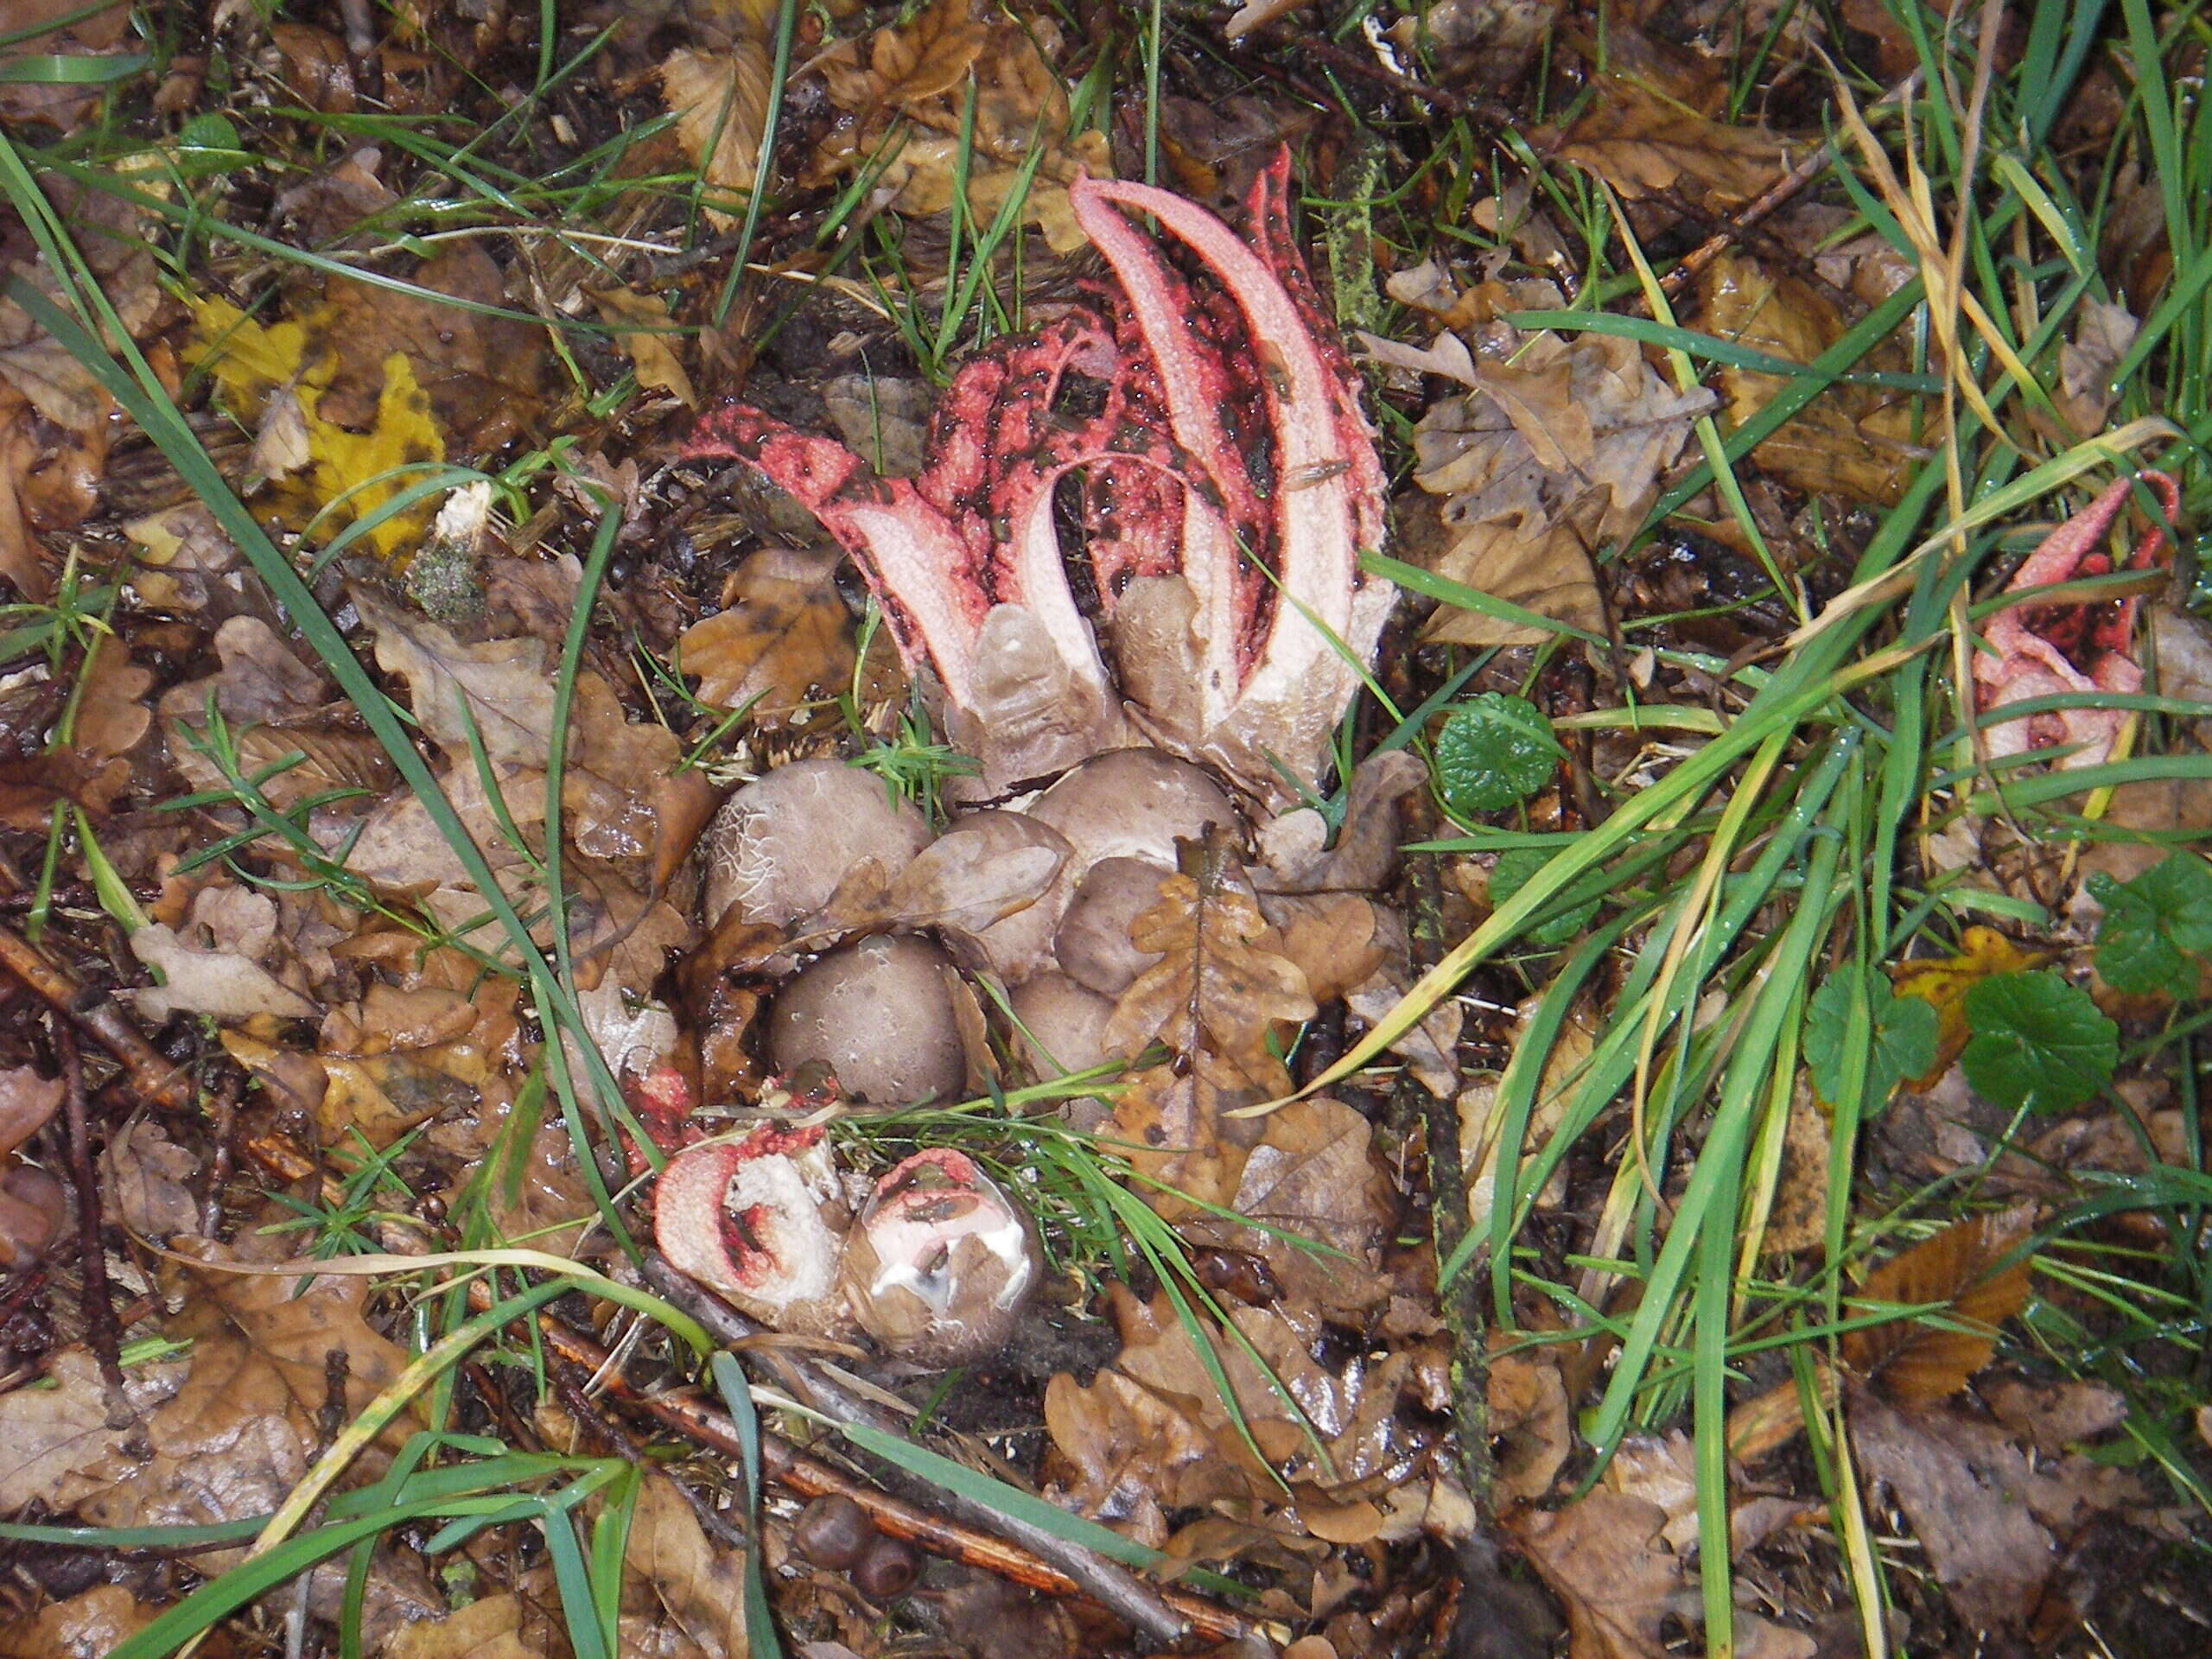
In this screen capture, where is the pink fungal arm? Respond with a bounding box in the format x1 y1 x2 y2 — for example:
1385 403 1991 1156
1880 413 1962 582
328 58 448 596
1974 471 2179 768
682 148 1392 803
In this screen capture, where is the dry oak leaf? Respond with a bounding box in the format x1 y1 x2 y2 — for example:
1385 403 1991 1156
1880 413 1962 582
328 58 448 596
358 588 684 866
127 884 320 1024
1851 1391 2148 1637
1174 1095 1395 1319
1840 1204 2035 1405
659 45 772 232
0 747 131 828
0 0 130 131
1408 327 1710 646
1103 870 1316 1096
100 1117 201 1239
1888 926 2056 1088
1104 1285 1440 1505
0 1585 155 1659
620 1471 751 1659
1103 1063 1261 1213
591 283 696 408
0 1345 187 1512
1506 1491 1681 1659
388 1592 537 1659
806 1 1109 253
1700 252 1916 506
166 1234 411 1417
1548 77 1799 208
677 543 857 726
1488 1343 1572 1502
0 1065 62 1161
64 1331 321 1554
818 0 987 112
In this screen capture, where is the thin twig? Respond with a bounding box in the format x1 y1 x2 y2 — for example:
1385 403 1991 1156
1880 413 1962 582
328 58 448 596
532 1278 1269 1649
642 1255 1201 1649
54 1026 126 1406
0 923 194 1112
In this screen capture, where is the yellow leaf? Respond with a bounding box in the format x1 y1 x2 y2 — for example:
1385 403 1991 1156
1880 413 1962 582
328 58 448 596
1888 926 2056 1089
301 351 445 561
191 305 448 563
188 296 324 410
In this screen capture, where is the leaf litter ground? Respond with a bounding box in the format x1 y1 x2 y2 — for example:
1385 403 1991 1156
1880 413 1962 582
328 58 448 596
0 1 2208 1657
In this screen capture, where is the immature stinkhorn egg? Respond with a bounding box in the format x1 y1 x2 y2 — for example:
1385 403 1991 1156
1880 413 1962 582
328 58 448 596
852 1535 921 1601
704 758 931 930
769 935 966 1104
1024 748 1237 880
840 1148 1039 1366
791 1494 874 1571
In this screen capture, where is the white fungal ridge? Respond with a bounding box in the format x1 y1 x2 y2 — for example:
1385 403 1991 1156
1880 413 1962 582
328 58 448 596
725 1154 840 1303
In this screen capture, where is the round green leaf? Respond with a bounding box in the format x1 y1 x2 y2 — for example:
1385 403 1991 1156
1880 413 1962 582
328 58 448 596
2089 854 2212 996
1434 695 1565 817
1959 971 2117 1115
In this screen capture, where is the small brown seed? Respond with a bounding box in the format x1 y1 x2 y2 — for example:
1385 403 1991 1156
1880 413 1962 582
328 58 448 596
791 1494 872 1571
851 1534 920 1600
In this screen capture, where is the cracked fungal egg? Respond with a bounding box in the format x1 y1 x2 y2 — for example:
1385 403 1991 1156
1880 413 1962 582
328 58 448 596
838 1148 1039 1367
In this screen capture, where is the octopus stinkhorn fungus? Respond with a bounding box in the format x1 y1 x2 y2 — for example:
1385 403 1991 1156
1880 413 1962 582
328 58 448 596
683 152 1392 804
652 1124 849 1333
1974 471 2179 770
838 1148 1039 1367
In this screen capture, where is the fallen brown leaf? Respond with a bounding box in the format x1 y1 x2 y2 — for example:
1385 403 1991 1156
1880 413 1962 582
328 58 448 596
1852 1390 2147 1637
126 884 321 1024
1407 319 1712 645
591 283 697 408
1175 1096 1395 1319
387 1592 537 1659
660 46 774 232
620 1471 751 1659
1103 865 1316 1096
1700 252 1917 506
1507 1491 1681 1659
677 543 857 727
1549 78 1799 208
101 1117 201 1239
0 1345 187 1511
0 1584 155 1659
1982 1375 2129 1458
805 0 1111 252
166 1233 412 1427
1841 1205 2036 1405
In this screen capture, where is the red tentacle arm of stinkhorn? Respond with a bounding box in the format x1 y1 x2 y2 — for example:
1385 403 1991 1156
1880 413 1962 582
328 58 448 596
1974 471 2179 769
682 148 1391 804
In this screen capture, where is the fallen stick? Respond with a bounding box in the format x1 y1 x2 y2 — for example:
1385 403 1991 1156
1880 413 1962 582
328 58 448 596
529 1288 1275 1649
0 921 194 1112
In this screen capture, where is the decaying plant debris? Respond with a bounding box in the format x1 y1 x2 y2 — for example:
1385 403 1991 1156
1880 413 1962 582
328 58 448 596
0 0 2208 1656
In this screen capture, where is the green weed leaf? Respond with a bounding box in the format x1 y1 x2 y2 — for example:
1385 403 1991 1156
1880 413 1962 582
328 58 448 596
1959 972 2116 1114
1805 970 1939 1108
1434 694 1565 816
2088 853 2212 995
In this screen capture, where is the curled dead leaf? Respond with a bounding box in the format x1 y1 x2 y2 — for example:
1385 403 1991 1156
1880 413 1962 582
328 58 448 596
1841 1205 2036 1404
1700 252 1917 505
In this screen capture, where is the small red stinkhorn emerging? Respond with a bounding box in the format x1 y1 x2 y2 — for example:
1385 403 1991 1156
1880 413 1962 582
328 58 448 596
683 151 1391 803
652 1124 849 1333
1974 472 2179 769
839 1148 1039 1367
